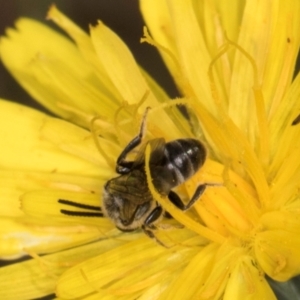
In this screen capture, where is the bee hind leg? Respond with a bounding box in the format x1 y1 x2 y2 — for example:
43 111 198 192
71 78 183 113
168 184 208 211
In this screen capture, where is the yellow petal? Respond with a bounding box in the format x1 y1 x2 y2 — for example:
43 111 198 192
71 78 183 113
195 241 245 299
141 0 217 116
161 243 218 300
0 217 102 258
56 238 165 298
47 6 122 111
0 237 131 300
224 255 276 300
229 0 300 137
140 0 179 82
0 170 27 217
21 189 113 229
0 100 109 175
212 0 245 44
262 0 300 116
166 0 215 111
57 232 201 299
0 19 107 124
90 20 149 105
269 73 300 179
269 152 300 210
0 169 112 219
89 20 183 139
255 229 300 281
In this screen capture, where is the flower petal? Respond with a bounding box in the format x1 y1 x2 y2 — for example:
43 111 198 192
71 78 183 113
269 73 300 184
47 6 123 111
141 0 218 113
0 100 109 175
0 19 112 124
190 242 245 299
224 255 276 300
21 189 113 229
255 229 300 281
57 233 200 299
213 0 245 44
140 0 179 81
166 0 216 111
89 20 183 139
229 0 300 136
160 243 218 299
260 210 300 234
0 170 28 217
0 237 131 300
0 217 102 258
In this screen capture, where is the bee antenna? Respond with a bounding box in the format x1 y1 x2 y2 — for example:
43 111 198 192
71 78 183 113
58 199 103 218
58 199 102 211
60 210 103 217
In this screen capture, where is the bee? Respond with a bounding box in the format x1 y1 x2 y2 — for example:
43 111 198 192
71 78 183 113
59 108 209 244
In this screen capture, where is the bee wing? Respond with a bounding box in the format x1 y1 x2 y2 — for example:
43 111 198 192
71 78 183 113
150 165 174 195
147 138 174 195
148 138 166 165
132 138 166 167
131 138 173 195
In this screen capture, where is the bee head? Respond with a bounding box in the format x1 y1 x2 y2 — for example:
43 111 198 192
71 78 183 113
102 188 154 231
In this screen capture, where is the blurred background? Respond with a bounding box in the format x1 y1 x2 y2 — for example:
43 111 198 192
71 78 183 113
0 0 178 113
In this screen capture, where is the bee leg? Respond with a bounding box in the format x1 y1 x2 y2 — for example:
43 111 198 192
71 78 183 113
142 226 168 247
141 206 168 247
144 206 163 226
164 211 173 219
168 184 207 211
116 107 150 174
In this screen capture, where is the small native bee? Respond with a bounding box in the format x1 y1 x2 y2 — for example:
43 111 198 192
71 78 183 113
59 108 209 244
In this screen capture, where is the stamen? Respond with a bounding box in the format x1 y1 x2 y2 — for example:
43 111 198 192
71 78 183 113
79 268 103 294
56 101 92 126
132 90 150 117
141 27 190 94
208 42 231 114
222 164 260 226
24 249 58 280
114 91 150 146
141 27 181 73
113 102 130 145
90 115 115 169
207 39 270 207
225 37 269 170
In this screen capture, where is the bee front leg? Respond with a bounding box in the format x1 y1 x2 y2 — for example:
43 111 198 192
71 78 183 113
144 206 163 226
142 226 168 247
142 206 167 246
116 107 150 174
168 184 208 211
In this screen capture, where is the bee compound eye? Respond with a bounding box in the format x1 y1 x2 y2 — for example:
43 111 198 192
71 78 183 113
120 218 130 226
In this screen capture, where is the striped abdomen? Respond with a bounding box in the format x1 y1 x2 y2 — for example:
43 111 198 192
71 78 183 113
151 138 206 194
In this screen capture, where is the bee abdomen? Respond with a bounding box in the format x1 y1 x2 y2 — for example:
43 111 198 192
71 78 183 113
164 139 206 186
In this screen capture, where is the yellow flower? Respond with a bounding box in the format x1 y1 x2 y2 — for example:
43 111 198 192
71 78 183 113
0 1 299 299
